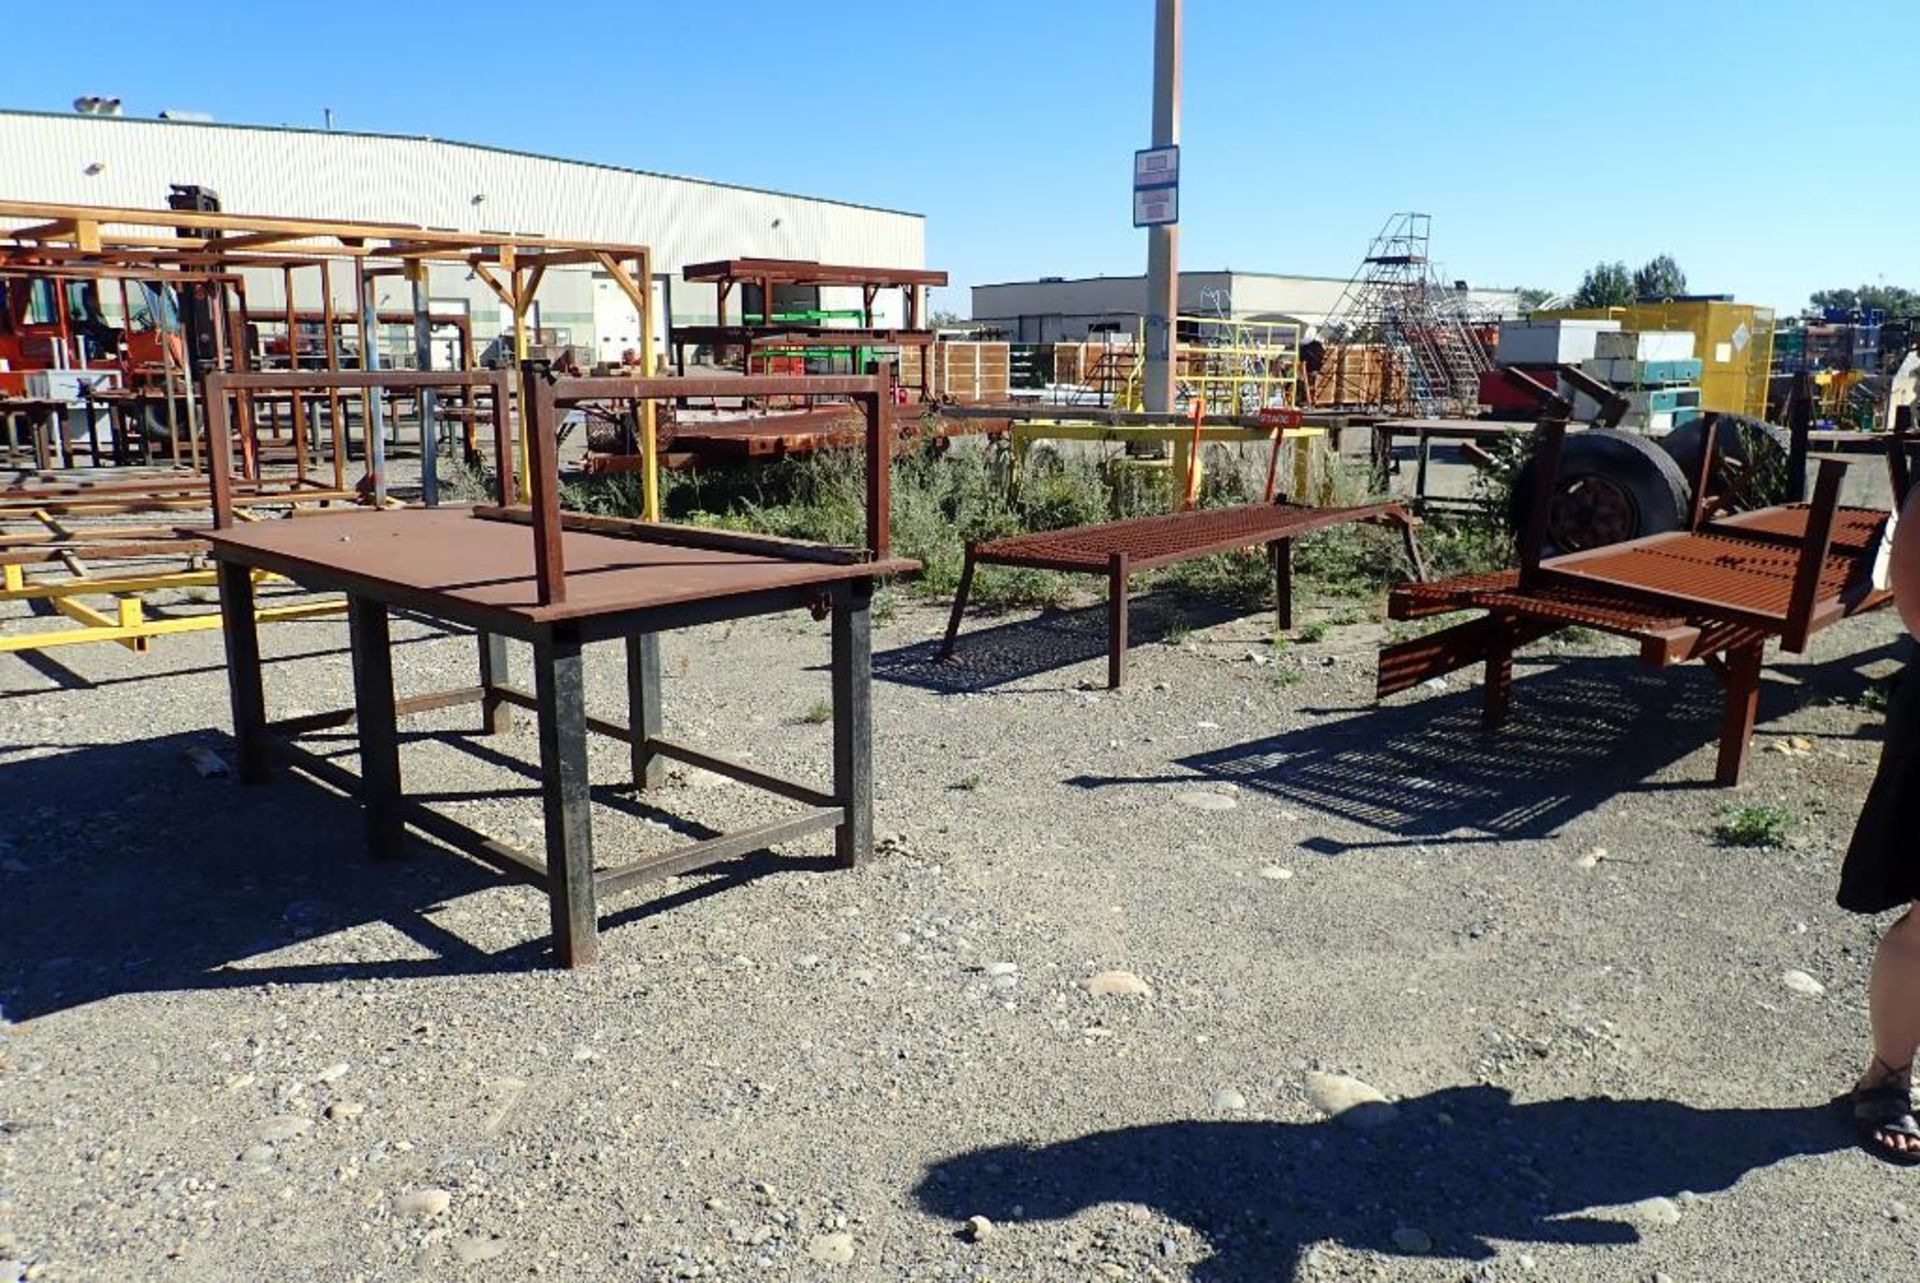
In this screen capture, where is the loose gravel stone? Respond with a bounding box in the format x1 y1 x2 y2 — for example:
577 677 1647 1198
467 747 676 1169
1304 1072 1398 1129
1211 1087 1248 1112
256 1117 309 1143
394 1188 451 1218
1628 1196 1682 1227
1781 969 1826 997
1391 1226 1433 1253
962 1215 994 1242
807 1232 855 1266
1173 790 1237 812
1085 969 1152 997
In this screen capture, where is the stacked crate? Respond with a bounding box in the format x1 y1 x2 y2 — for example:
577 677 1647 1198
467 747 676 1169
1481 319 1620 417
1575 330 1703 432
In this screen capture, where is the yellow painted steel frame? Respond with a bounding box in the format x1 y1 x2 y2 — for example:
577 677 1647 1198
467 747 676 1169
1109 315 1307 416
1009 421 1327 502
0 561 340 654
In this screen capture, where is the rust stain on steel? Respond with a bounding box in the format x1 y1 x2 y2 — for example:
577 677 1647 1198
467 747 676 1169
972 502 1407 573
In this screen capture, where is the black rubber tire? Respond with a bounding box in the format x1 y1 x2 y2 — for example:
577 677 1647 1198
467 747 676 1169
1659 412 1794 512
1509 429 1691 555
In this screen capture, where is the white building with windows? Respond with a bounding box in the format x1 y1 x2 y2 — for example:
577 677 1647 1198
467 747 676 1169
0 108 928 363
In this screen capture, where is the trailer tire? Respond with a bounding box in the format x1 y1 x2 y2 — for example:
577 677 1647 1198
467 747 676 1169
1660 413 1794 512
1509 429 1690 555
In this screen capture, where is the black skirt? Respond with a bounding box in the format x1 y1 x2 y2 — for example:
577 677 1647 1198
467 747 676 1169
1840 663 1920 914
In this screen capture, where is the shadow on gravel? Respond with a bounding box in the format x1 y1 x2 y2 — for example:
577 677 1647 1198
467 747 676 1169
1067 653 1850 846
875 594 1243 694
0 730 821 1020
916 1083 1847 1281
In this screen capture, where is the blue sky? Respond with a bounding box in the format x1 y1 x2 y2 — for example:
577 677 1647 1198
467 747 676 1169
9 1 1915 316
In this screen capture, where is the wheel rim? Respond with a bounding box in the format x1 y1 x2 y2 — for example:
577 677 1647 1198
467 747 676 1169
1547 473 1640 551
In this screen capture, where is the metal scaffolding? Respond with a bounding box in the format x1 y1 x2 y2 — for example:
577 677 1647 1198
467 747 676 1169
1317 212 1492 416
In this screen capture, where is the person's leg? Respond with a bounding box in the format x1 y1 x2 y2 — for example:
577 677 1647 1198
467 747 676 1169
1857 904 1920 1156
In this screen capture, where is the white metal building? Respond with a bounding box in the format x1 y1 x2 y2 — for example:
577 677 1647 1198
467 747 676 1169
972 270 1525 343
0 109 927 363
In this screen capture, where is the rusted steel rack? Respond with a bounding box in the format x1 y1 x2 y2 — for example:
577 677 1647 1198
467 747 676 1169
205 365 913 965
942 499 1424 688
0 197 654 509
669 258 948 400
1376 384 1903 785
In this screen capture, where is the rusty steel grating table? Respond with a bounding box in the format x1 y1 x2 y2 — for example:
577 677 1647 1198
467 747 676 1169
208 506 916 966
942 500 1423 687
1377 472 1894 786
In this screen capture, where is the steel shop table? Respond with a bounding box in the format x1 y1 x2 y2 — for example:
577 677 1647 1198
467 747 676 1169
941 499 1423 688
205 366 913 966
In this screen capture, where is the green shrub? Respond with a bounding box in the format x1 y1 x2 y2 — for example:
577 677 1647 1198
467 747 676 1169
1713 803 1796 848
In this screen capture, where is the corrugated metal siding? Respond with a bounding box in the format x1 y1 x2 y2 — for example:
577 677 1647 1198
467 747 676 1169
0 113 924 329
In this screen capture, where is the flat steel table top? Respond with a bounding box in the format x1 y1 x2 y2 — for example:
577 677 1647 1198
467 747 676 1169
206 507 915 628
973 501 1402 573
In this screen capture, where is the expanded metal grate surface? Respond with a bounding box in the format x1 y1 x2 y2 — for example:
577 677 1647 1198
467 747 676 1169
1546 531 1858 619
1476 584 1688 633
973 502 1399 571
1389 570 1521 618
1709 504 1887 553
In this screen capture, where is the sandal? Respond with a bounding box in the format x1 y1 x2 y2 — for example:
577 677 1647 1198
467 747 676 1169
1846 1064 1920 1166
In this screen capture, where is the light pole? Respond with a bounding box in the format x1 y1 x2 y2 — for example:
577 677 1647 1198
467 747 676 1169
1142 0 1181 415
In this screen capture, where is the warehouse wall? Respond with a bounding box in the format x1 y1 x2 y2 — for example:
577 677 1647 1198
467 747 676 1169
974 271 1526 340
0 111 925 342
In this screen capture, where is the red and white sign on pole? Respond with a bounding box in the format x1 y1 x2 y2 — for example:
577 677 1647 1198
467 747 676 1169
1133 144 1179 227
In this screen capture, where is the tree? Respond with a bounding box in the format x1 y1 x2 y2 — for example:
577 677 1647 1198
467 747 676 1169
1809 285 1920 320
1574 261 1634 309
1632 254 1687 301
929 309 970 329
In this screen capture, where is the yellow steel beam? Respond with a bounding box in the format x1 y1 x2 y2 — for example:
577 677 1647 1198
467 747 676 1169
0 598 343 653
47 589 147 652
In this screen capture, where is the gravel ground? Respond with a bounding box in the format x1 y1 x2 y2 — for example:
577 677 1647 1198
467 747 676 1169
1 559 1917 1282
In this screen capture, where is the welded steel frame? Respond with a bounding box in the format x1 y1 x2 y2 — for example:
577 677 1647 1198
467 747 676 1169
942 499 1423 689
208 365 910 966
672 257 947 400
0 198 654 512
1375 384 1898 785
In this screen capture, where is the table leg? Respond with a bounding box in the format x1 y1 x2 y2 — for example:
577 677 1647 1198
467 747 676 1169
1271 537 1293 631
216 562 269 785
348 597 405 861
1482 612 1516 730
1715 642 1764 786
831 581 873 868
1107 552 1131 689
938 546 977 659
535 627 598 966
477 630 513 735
625 631 663 791
1414 431 1432 506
